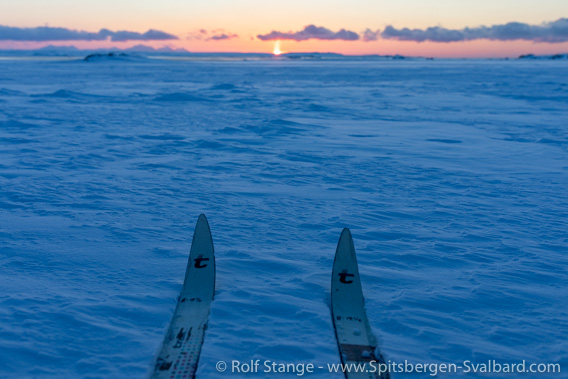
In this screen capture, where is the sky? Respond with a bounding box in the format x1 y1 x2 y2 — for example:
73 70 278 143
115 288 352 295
1 0 568 57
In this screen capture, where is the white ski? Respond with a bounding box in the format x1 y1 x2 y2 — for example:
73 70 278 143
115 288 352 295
151 214 215 379
331 228 389 379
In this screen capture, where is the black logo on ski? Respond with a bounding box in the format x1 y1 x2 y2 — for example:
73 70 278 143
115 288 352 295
194 255 209 268
173 328 186 348
339 270 354 284
157 359 172 371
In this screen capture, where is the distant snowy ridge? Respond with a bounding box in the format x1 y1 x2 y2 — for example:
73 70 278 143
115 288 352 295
0 44 190 57
83 52 148 62
281 52 411 60
518 53 568 59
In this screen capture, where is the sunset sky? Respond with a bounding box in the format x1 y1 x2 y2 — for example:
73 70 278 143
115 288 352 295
1 0 568 57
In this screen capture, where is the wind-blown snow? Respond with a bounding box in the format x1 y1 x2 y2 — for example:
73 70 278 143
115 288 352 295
0 56 567 378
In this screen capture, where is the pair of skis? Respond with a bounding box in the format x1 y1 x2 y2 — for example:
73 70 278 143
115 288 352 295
150 215 389 379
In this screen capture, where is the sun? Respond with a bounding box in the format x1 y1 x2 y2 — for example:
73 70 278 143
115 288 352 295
273 41 285 56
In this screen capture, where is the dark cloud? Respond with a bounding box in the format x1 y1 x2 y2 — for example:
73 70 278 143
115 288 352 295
257 25 359 41
0 25 177 42
109 29 178 42
187 29 238 41
0 25 104 41
381 25 464 42
207 33 238 41
362 29 380 42
381 18 568 43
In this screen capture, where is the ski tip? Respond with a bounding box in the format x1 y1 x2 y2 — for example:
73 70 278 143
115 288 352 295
335 227 357 265
196 213 211 229
193 214 213 249
337 228 354 250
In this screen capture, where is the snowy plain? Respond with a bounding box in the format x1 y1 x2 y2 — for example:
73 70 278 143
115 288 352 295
0 55 567 378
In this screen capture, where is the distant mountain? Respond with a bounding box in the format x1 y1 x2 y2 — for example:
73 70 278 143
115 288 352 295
518 53 568 60
282 52 345 59
27 45 81 56
83 52 149 62
124 44 189 53
281 52 410 60
0 44 190 56
37 45 79 52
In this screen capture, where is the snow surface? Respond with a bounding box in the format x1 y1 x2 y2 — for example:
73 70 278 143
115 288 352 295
0 56 567 378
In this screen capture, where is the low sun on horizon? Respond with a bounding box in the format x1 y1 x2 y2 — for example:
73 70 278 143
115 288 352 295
273 41 285 55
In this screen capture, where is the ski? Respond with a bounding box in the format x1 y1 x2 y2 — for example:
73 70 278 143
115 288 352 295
331 228 389 379
151 214 216 379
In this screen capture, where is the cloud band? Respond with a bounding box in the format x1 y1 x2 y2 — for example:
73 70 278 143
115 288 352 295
257 25 359 41
381 18 568 43
0 25 178 42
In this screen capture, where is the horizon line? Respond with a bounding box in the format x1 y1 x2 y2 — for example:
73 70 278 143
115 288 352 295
0 46 567 60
